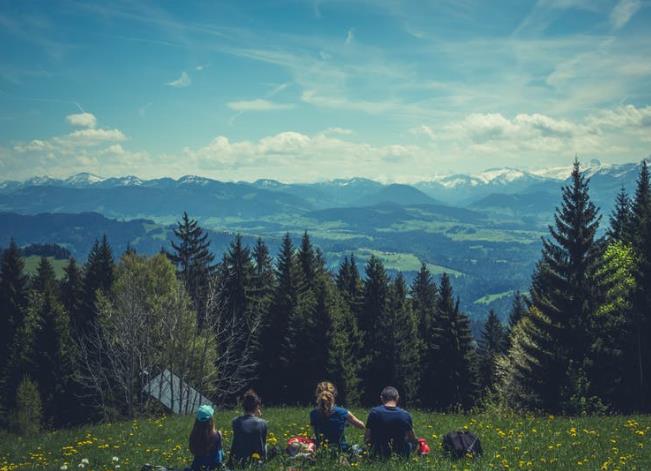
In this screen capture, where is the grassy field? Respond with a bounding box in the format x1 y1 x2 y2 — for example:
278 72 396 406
1 408 650 470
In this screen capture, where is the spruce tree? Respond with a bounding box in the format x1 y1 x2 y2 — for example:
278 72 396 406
410 263 438 401
29 291 75 427
0 240 29 422
61 258 84 338
336 254 364 320
383 273 420 405
506 160 603 412
81 235 114 333
607 187 632 243
298 231 317 290
359 256 390 404
169 213 214 326
629 160 651 410
423 274 477 410
33 256 57 295
478 310 505 395
505 291 528 349
217 235 258 398
257 234 301 403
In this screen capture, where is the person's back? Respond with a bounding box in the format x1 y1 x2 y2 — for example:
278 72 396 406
188 405 224 471
365 386 417 459
310 405 349 449
229 390 268 467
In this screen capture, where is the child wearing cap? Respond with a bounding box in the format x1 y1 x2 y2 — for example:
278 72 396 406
189 404 224 470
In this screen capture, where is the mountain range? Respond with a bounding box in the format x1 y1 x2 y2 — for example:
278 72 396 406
0 159 644 323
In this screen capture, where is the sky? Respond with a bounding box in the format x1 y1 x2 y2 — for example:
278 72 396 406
0 0 650 182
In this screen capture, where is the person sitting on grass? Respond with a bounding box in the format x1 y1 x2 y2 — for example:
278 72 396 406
310 381 365 451
365 386 418 459
188 404 224 471
228 389 268 468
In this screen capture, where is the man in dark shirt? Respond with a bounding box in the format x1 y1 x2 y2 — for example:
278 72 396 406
365 386 418 458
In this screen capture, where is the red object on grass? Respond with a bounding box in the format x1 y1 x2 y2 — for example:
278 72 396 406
417 437 431 455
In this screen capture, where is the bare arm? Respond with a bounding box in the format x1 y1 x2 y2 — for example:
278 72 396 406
346 411 366 430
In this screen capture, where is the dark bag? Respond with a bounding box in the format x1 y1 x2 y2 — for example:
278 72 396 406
442 431 482 459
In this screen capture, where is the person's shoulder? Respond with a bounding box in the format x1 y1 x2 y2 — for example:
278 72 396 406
335 406 348 414
397 407 412 420
310 408 319 419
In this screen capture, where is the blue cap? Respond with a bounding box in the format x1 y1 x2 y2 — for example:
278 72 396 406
196 404 214 422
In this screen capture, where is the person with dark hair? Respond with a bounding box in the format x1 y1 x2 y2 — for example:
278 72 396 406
188 404 224 470
365 386 418 459
228 389 268 468
309 381 365 451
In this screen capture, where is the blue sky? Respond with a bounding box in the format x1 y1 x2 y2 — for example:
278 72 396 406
0 0 650 182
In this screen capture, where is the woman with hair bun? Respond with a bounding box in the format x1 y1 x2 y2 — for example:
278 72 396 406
310 381 365 451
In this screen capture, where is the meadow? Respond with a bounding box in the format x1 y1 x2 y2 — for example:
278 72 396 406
1 408 649 471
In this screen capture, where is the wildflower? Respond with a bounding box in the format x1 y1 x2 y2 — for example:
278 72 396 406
251 452 261 461
81 459 89 465
60 466 68 471
112 456 119 462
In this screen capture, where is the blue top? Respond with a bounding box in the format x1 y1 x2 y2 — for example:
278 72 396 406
310 406 349 449
230 415 268 464
191 435 224 471
366 405 413 458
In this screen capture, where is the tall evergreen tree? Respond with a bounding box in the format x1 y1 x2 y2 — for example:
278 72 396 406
422 274 477 410
29 291 75 427
33 257 57 295
0 240 29 422
629 160 651 410
60 258 84 338
298 231 317 290
217 235 257 397
359 256 390 405
505 160 603 412
478 310 505 395
505 291 528 349
257 234 302 403
383 273 420 405
336 254 364 320
168 213 214 326
607 187 632 242
81 235 114 333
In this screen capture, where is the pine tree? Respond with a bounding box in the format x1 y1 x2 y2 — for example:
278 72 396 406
423 274 477 410
257 234 302 403
217 234 257 398
168 212 214 326
410 263 438 404
359 256 390 405
629 160 651 410
0 240 29 422
33 256 57 295
29 291 75 427
81 235 114 334
590 241 636 410
505 291 528 349
383 273 420 406
505 160 603 412
607 187 632 243
336 254 364 320
478 310 505 395
298 231 317 290
61 258 84 338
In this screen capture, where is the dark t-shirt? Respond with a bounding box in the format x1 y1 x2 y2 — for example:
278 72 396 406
230 415 268 463
366 405 413 458
310 406 349 448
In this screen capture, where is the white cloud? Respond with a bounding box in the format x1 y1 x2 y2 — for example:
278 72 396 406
610 0 641 30
67 128 127 143
227 99 294 111
66 112 97 128
166 71 191 88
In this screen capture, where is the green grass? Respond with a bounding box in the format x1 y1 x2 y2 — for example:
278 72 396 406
1 408 649 470
474 290 515 305
23 256 68 280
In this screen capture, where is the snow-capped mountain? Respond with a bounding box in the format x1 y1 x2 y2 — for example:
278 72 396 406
64 172 106 187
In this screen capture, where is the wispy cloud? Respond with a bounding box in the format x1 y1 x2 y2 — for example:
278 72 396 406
227 99 294 111
610 0 642 30
166 71 191 88
345 28 354 44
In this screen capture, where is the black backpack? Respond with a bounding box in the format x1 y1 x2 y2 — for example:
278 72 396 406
442 431 482 459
